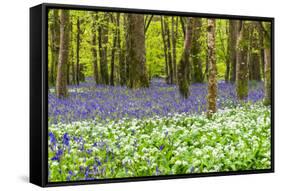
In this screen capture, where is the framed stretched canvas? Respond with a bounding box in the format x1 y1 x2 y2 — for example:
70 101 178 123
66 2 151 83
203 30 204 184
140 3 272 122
30 3 274 187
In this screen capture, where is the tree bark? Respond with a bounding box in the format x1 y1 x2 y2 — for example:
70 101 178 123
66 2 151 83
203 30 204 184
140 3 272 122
258 22 265 80
262 22 271 105
207 18 217 116
92 13 99 84
236 21 249 100
98 13 110 85
56 10 70 98
172 16 178 83
70 19 75 85
264 47 271 105
248 22 261 81
50 9 60 86
110 13 118 86
177 17 193 98
160 16 169 83
164 17 174 84
76 17 81 85
229 20 239 82
191 18 203 83
119 14 126 86
127 13 149 88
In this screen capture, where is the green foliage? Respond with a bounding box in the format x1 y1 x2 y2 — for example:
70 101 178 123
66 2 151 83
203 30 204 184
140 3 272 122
48 102 271 181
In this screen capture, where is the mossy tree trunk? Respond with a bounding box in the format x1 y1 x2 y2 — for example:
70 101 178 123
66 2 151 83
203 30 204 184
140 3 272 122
229 20 239 83
75 17 81 85
258 22 265 79
110 13 118 86
50 9 60 86
261 22 271 106
98 13 110 85
264 47 271 105
171 16 178 83
119 14 127 86
207 18 217 116
56 10 70 98
160 16 169 83
177 18 193 98
191 18 203 83
248 22 261 81
127 14 149 89
236 21 249 100
92 13 99 85
164 17 174 84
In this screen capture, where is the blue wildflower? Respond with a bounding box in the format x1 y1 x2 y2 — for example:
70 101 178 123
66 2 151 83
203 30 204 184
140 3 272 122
62 133 70 146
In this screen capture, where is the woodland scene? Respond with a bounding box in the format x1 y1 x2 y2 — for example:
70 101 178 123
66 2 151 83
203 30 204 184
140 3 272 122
47 9 272 182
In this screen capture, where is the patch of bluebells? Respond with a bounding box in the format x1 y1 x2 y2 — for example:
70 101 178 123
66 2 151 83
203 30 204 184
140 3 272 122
48 78 265 124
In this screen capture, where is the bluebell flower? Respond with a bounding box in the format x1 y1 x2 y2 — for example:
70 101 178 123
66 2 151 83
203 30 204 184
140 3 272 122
48 132 57 145
62 133 70 146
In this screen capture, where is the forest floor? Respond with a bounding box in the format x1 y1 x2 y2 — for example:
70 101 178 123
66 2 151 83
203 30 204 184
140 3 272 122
48 78 271 182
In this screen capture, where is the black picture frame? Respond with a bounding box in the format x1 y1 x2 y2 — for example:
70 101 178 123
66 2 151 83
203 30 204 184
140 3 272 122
30 3 275 187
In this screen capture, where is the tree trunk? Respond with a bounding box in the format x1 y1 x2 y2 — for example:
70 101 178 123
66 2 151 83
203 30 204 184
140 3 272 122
191 18 204 83
56 10 70 98
223 21 230 82
110 13 118 86
50 9 60 86
76 17 81 85
160 16 169 83
262 22 271 105
127 14 149 88
207 18 217 117
264 47 271 105
248 22 261 81
164 17 174 84
92 13 99 84
177 18 193 98
98 13 110 85
172 16 178 83
236 21 249 100
229 20 238 82
119 14 126 86
258 22 265 80
70 19 75 85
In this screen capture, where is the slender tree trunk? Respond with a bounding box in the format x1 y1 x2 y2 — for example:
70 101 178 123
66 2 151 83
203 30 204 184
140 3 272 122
125 15 130 84
172 16 178 83
110 13 118 86
144 15 153 34
229 20 238 82
264 47 271 105
262 22 271 105
207 18 217 117
56 10 70 98
236 21 249 100
76 17 81 85
191 18 204 83
248 22 261 81
258 22 265 80
177 18 193 98
127 13 149 88
92 13 99 84
119 14 126 86
160 16 169 83
222 21 230 82
70 19 75 85
98 13 110 85
50 10 60 86
164 17 174 84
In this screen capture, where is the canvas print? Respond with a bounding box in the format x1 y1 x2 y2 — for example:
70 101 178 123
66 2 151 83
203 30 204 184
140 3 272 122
47 8 272 182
